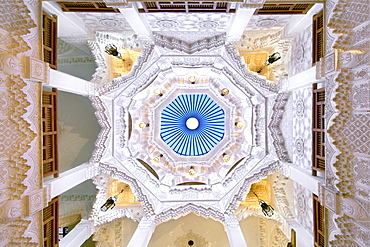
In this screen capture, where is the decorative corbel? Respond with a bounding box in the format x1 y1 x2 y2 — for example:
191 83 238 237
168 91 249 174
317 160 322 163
22 56 49 84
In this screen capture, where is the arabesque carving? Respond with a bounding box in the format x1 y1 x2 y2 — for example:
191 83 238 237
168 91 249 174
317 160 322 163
93 218 124 247
268 92 292 163
0 0 36 55
0 219 36 246
154 203 225 225
325 0 370 243
224 44 280 93
154 33 226 54
174 229 211 247
224 161 281 214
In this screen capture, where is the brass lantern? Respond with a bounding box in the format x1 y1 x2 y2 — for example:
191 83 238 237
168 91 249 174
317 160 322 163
105 44 124 60
253 192 274 217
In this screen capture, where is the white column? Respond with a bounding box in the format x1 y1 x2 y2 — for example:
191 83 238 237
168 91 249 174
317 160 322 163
47 69 90 96
282 163 324 195
127 216 156 247
226 6 255 43
286 4 324 35
285 219 313 247
224 215 248 247
43 163 96 202
59 219 95 247
284 66 318 91
118 5 152 41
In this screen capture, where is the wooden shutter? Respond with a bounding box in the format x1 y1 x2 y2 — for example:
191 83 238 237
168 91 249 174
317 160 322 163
43 12 58 69
58 2 119 12
43 197 59 247
42 88 59 178
255 4 314 15
312 83 325 175
140 2 234 13
312 10 324 65
313 194 325 247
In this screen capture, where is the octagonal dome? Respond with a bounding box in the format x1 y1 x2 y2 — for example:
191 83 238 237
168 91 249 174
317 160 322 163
160 93 225 156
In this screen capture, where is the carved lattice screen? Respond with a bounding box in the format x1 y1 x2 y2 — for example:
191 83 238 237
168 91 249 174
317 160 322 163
43 12 58 69
313 194 325 247
312 84 325 175
42 88 59 178
43 197 59 247
312 10 324 65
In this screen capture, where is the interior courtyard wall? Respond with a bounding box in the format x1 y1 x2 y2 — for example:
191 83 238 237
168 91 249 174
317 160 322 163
58 62 97 81
239 216 261 247
290 25 313 76
57 91 101 172
0 0 47 245
148 213 230 247
291 86 313 170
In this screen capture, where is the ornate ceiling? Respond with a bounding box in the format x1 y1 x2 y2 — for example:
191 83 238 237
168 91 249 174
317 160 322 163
89 36 290 225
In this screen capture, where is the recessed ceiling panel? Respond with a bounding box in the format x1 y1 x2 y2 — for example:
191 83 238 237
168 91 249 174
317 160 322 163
160 94 225 156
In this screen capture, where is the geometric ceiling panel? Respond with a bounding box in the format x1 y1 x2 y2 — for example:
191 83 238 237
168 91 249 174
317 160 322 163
160 94 225 156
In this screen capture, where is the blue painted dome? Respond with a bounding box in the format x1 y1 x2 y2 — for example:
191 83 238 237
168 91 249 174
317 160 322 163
160 94 225 156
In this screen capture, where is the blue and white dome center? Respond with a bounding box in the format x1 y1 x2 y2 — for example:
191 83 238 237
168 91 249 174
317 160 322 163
186 117 199 130
160 94 225 156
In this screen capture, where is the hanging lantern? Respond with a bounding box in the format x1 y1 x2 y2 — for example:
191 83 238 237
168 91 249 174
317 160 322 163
100 189 124 212
105 44 124 60
253 192 274 217
265 52 281 65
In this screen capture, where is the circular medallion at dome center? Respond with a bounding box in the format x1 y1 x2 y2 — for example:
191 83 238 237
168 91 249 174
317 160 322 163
160 94 225 156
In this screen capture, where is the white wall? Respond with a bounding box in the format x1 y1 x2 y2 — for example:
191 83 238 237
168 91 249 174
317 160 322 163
148 213 230 247
57 91 101 172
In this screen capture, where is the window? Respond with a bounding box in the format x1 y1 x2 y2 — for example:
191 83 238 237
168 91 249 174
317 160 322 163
313 194 325 247
312 10 324 65
42 88 59 178
43 12 58 69
57 2 119 12
43 197 59 247
139 2 234 13
312 83 325 175
255 4 313 15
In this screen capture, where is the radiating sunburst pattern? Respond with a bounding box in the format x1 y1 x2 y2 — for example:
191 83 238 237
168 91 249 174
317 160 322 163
160 94 225 156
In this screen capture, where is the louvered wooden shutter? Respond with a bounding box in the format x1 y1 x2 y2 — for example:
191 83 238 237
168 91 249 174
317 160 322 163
58 2 119 12
43 197 59 247
313 194 325 247
42 88 59 178
312 10 324 65
312 83 325 175
140 2 234 13
255 4 314 15
43 12 58 69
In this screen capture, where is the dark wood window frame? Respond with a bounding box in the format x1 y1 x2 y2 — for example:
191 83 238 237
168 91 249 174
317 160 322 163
42 88 59 178
57 2 119 12
313 194 325 247
139 2 235 13
43 197 59 247
43 11 58 69
312 83 325 175
255 3 314 15
312 10 324 65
